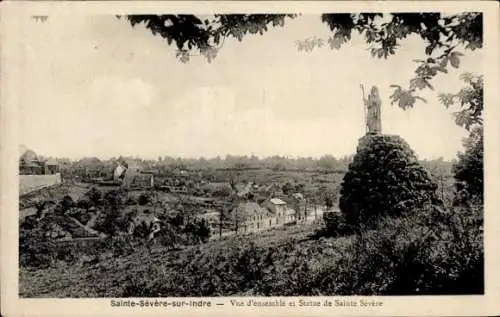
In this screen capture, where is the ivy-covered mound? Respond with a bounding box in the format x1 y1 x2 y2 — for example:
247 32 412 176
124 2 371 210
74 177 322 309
339 134 442 228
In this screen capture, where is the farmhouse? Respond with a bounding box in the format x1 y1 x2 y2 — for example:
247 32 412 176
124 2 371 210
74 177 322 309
234 197 299 233
263 198 297 225
264 198 287 216
118 162 154 188
235 201 276 233
43 158 58 175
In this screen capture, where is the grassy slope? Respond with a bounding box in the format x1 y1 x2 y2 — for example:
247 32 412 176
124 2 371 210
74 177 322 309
20 224 354 298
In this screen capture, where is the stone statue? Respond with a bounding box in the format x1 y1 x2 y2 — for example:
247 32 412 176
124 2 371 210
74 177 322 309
361 85 382 134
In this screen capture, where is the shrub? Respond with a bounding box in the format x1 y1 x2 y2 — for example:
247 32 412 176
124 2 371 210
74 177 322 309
317 204 483 295
99 236 136 257
84 187 102 207
181 219 212 244
54 195 74 214
196 219 212 243
321 211 351 237
156 223 181 249
125 195 138 205
339 134 441 228
138 192 152 206
103 189 125 208
76 198 91 210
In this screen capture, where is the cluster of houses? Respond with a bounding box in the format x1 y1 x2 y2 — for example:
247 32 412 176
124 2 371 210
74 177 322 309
79 160 155 189
232 193 308 234
19 148 59 175
19 148 63 195
20 148 316 240
198 180 310 234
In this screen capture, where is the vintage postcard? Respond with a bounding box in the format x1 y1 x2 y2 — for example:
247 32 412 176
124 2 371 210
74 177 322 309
1 1 499 316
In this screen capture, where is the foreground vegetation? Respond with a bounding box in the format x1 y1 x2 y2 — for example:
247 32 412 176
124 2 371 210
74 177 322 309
19 196 482 297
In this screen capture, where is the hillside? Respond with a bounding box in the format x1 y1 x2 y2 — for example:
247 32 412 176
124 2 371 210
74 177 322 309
19 224 355 297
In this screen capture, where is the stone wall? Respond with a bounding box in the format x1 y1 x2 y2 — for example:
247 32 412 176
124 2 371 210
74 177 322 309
19 173 62 195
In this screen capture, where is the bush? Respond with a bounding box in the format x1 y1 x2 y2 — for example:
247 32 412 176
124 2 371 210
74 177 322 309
125 195 138 205
98 236 136 258
316 203 483 295
339 134 441 228
76 198 91 210
55 195 74 214
196 219 212 243
138 193 152 206
321 211 351 237
181 218 212 244
103 189 125 208
84 187 102 207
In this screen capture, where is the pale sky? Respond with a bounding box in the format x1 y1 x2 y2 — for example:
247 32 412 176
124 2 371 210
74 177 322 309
18 14 482 160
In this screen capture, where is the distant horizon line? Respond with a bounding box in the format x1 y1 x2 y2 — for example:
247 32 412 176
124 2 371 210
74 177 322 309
21 152 458 163
19 143 459 162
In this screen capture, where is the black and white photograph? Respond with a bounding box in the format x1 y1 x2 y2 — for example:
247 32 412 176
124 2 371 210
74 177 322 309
2 1 499 316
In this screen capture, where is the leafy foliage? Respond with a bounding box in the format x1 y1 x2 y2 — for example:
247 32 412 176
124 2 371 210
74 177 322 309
92 189 127 236
122 14 296 63
22 201 483 297
438 72 483 203
323 204 483 295
54 195 74 214
84 187 102 207
122 13 482 110
320 211 350 237
452 126 483 203
307 13 482 109
103 189 125 209
339 134 441 228
439 73 483 131
138 192 152 206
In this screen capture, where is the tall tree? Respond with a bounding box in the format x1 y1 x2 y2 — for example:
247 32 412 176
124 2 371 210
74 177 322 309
452 126 483 202
439 72 484 203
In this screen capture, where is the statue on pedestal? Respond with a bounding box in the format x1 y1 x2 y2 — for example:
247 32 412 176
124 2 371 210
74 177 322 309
361 85 382 135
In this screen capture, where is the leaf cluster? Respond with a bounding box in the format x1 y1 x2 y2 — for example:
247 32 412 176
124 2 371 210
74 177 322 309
438 73 483 130
124 13 482 112
317 13 482 109
122 14 296 63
